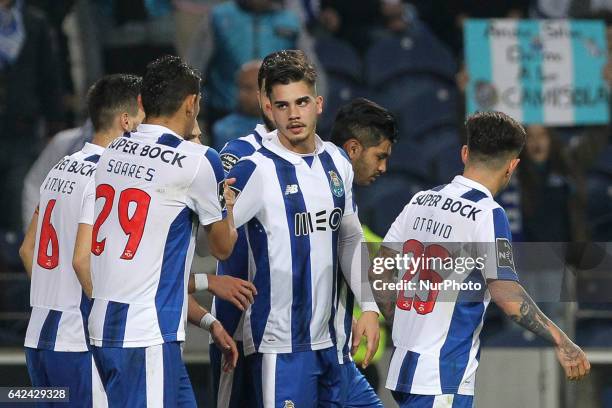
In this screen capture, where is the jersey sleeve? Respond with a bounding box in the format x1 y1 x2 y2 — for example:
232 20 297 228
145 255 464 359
476 206 519 282
187 148 226 226
78 178 96 225
227 158 263 228
220 139 257 175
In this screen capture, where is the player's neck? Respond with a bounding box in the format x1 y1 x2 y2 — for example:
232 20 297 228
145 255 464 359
277 131 316 154
144 116 188 139
461 169 500 196
92 129 123 148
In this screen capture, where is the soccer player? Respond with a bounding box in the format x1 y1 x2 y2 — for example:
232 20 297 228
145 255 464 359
227 52 381 407
209 51 284 408
329 98 397 408
86 56 237 407
372 112 590 407
19 73 145 407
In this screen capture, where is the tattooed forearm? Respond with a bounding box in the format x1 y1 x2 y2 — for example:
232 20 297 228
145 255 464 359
369 248 399 328
509 294 556 344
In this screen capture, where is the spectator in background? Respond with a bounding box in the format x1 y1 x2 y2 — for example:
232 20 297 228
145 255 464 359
173 0 225 59
318 0 407 51
212 60 261 151
0 0 65 233
81 0 176 80
188 0 324 128
518 125 585 242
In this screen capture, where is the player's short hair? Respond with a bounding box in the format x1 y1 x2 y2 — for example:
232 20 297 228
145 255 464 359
258 50 310 91
465 111 526 165
141 55 201 118
87 74 142 133
330 98 398 148
264 50 317 97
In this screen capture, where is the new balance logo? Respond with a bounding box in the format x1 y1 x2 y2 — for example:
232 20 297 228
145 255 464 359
285 184 299 195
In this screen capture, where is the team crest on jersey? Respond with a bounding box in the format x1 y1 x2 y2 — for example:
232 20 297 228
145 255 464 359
283 401 295 408
328 170 344 197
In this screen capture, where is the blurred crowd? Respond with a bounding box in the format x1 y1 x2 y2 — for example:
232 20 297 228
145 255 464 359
1 0 612 346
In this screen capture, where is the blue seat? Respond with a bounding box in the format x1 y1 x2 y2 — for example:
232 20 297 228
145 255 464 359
586 173 612 241
369 75 458 142
317 76 367 140
364 21 457 88
315 36 362 82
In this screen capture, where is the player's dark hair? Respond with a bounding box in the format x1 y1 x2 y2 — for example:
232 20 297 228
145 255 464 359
465 111 526 165
87 74 142 132
330 98 398 148
141 55 201 118
258 50 310 91
264 50 316 97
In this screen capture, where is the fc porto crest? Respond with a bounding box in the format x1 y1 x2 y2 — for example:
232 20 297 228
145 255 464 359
283 401 295 408
328 170 344 198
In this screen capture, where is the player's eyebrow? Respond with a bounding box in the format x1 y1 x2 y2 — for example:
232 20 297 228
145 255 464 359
296 96 311 104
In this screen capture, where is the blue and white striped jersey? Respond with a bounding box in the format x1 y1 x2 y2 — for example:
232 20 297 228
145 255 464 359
88 124 225 348
25 142 104 352
228 132 356 355
212 124 267 340
383 175 519 396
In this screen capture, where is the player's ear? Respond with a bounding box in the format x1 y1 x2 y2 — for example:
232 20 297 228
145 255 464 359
137 94 144 112
185 94 198 117
316 95 324 115
508 157 520 175
344 139 362 160
119 112 130 132
461 145 469 165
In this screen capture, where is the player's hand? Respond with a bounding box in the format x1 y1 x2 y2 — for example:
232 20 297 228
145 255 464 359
208 274 257 311
351 311 380 369
224 178 237 210
555 335 590 381
210 321 239 372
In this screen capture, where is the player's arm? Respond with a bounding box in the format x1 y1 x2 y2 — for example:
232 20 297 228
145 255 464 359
73 223 93 298
203 178 238 260
488 279 590 381
368 244 399 327
19 208 39 278
187 295 238 371
72 178 96 298
338 211 380 368
187 273 257 311
479 207 589 380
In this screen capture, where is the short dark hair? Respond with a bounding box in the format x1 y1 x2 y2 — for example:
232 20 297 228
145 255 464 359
87 74 142 132
141 55 201 118
264 50 317 97
465 111 526 164
330 98 398 148
258 50 310 91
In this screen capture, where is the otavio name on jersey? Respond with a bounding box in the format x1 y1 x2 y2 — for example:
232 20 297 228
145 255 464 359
108 137 187 168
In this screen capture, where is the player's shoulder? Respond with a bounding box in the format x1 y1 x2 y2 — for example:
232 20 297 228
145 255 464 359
322 141 352 176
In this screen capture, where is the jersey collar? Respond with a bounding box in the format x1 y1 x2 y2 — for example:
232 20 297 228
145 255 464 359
452 175 493 199
81 142 105 155
136 124 184 140
262 130 325 165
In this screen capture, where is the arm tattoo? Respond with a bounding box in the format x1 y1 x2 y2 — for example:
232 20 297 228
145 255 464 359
509 293 555 344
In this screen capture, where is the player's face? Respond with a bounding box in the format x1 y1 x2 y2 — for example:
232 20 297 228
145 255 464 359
185 120 202 144
267 80 322 153
351 139 392 186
